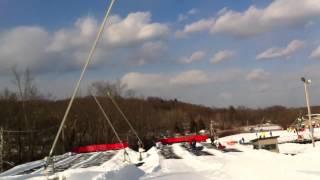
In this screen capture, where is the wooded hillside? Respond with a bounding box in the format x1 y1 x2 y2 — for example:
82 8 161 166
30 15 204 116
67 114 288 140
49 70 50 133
0 70 318 171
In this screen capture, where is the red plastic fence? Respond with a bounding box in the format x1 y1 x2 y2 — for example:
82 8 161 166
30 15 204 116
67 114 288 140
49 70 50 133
158 135 208 144
72 142 128 153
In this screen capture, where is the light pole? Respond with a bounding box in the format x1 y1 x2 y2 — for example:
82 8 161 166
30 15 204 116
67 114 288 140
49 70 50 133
301 77 315 147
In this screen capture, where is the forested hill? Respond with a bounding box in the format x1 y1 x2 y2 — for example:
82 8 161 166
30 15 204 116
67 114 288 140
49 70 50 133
0 93 319 170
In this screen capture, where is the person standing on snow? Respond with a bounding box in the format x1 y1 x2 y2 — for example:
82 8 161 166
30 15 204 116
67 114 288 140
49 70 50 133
191 139 197 150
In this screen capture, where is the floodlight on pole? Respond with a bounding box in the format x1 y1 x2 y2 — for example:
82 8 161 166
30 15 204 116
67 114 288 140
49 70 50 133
301 77 315 147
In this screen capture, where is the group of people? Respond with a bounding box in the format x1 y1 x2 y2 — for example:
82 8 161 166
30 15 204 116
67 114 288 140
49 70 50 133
286 127 298 133
210 136 225 150
255 131 273 139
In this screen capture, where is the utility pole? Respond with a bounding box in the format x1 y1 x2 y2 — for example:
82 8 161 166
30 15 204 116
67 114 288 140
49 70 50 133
301 77 315 147
0 127 4 172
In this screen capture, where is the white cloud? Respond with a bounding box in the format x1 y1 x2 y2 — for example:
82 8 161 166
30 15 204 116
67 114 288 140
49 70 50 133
212 0 320 36
310 46 320 59
188 9 198 15
0 26 51 72
170 70 210 86
246 68 270 81
135 41 168 66
217 7 228 16
175 18 215 37
177 8 198 22
0 12 169 74
121 72 167 89
49 12 169 51
121 69 242 90
210 50 235 64
180 50 206 64
170 69 242 86
104 12 169 46
121 70 211 89
179 0 320 37
256 84 270 92
219 92 233 100
256 40 304 60
178 14 188 22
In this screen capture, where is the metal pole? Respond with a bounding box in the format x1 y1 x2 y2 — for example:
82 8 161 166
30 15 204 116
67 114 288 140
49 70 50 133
46 0 117 167
303 79 315 147
0 127 3 172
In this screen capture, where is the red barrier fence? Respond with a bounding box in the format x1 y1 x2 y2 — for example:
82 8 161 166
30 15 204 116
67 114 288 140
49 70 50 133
158 135 208 144
72 142 128 153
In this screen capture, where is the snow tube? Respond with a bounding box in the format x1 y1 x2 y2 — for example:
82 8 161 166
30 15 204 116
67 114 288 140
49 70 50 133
226 141 238 145
159 135 208 145
72 142 128 153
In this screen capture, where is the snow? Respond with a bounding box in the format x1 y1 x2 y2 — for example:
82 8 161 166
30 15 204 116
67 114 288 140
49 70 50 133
93 165 145 180
2 129 320 180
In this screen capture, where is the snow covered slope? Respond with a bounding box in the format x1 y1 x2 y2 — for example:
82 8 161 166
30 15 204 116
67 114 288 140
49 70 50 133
1 129 320 180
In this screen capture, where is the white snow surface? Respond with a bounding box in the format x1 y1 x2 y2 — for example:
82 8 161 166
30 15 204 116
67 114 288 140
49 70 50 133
2 129 320 180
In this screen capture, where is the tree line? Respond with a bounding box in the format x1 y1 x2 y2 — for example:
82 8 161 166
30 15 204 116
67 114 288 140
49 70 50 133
0 69 318 171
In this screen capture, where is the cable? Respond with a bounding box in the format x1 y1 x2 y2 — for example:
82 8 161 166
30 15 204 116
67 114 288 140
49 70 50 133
47 0 117 163
91 93 122 145
91 92 130 163
107 92 144 148
3 126 58 133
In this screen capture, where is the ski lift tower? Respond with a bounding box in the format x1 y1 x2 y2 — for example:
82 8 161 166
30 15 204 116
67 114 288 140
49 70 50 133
301 77 315 147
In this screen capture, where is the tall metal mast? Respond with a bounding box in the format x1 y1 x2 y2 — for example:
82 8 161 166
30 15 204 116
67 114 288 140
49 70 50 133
46 0 117 169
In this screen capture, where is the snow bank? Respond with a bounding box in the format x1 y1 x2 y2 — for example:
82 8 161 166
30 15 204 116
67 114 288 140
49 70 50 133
219 128 320 145
139 147 161 173
93 164 145 180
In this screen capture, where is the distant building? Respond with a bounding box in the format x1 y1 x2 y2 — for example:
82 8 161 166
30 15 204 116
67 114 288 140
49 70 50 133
242 121 282 132
251 136 280 153
301 114 320 128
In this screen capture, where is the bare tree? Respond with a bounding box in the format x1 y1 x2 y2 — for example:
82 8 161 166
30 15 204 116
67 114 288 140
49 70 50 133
11 67 41 161
0 88 17 100
23 69 40 100
89 80 127 97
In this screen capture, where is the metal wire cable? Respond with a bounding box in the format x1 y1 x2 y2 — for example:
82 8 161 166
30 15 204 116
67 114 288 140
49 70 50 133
91 92 131 162
3 126 58 133
91 93 122 145
47 0 117 161
107 92 144 148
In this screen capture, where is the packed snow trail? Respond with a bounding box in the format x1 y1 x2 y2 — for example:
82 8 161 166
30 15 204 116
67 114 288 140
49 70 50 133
0 152 72 177
141 144 225 180
77 151 116 168
180 143 213 156
0 151 119 180
159 145 181 159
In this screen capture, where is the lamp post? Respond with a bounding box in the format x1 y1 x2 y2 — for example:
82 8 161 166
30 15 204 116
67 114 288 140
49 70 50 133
301 77 315 147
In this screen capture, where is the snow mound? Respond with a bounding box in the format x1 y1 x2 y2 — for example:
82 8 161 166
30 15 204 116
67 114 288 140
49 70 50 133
93 164 145 180
139 147 161 173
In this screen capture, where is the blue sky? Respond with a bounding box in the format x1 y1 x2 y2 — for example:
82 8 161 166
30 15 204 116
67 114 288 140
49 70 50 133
1 0 320 108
